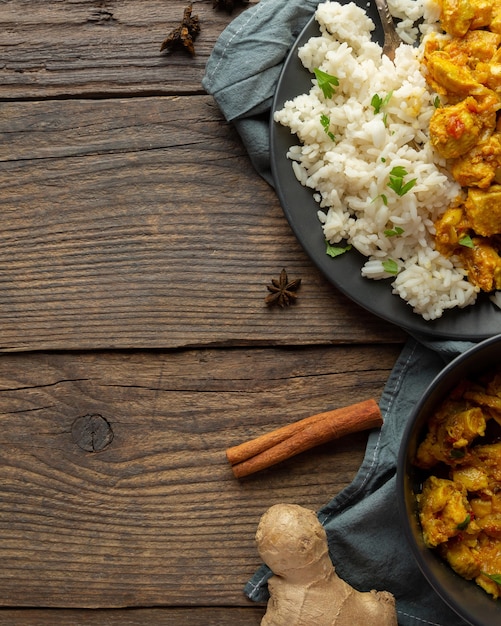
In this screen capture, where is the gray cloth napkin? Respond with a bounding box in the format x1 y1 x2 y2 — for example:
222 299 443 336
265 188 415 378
202 0 319 185
203 2 478 624
245 336 474 626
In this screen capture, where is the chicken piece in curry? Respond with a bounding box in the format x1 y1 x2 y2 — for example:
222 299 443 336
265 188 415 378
415 366 501 599
423 0 501 293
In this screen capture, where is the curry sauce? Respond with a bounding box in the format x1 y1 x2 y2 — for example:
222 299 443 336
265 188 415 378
423 0 501 292
415 366 501 599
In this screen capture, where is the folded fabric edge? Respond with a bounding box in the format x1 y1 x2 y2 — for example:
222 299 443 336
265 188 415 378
244 337 421 603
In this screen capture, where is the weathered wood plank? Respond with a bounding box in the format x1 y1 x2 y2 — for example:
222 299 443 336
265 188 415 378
0 344 401 607
0 96 405 351
0 0 250 99
0 608 266 626
0 1 408 622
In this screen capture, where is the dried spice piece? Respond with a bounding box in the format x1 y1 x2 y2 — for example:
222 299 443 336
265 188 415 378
160 5 200 56
265 268 301 308
226 398 382 477
213 0 248 13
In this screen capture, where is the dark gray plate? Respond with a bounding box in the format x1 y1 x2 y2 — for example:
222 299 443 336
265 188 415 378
269 0 501 340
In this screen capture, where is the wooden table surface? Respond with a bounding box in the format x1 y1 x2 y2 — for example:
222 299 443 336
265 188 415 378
0 1 407 623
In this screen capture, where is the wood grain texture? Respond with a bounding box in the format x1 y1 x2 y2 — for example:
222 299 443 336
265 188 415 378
0 0 252 99
0 95 405 351
1 2 409 620
0 608 267 626
0 344 401 607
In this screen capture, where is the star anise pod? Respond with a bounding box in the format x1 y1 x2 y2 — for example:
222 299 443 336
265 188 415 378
212 0 248 13
160 5 200 56
265 268 302 308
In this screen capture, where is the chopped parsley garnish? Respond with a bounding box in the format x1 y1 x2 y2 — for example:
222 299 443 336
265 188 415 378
450 448 466 459
320 113 335 141
456 515 471 531
433 95 441 108
483 573 501 585
382 259 399 274
371 91 393 114
459 235 475 249
384 226 404 237
371 92 392 126
326 241 351 258
387 166 417 196
313 68 339 99
372 193 388 206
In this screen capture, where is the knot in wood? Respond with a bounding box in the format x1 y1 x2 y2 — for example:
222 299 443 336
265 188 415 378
71 414 114 452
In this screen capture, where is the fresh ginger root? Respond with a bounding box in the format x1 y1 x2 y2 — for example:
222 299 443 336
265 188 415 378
256 503 397 626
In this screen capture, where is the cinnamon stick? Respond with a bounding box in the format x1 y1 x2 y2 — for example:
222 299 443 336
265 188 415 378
226 398 382 478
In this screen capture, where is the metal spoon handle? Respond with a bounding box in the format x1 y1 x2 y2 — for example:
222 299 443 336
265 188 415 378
374 0 402 60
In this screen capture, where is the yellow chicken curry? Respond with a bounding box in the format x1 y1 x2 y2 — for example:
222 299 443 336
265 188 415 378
423 0 501 292
415 366 501 598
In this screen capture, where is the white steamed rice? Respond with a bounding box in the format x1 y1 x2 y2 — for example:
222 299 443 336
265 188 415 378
273 0 485 320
